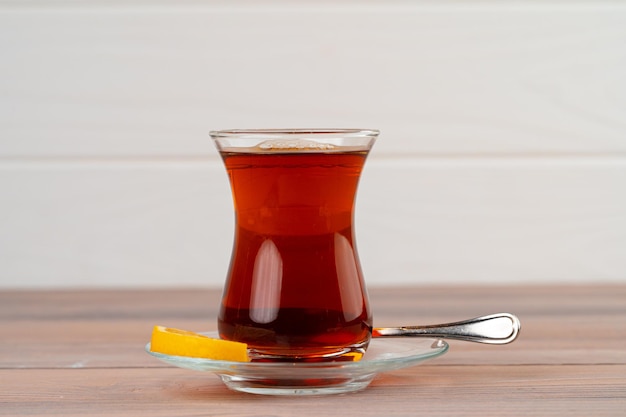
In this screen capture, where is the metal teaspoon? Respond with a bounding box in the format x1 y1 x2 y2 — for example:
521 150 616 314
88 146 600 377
372 313 521 344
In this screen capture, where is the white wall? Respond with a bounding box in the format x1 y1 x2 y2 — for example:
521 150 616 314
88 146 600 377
1 0 625 288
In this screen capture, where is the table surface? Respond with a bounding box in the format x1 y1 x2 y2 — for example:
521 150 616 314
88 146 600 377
2 285 625 416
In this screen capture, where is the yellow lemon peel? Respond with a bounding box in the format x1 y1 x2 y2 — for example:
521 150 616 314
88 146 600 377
150 325 249 362
343 352 364 361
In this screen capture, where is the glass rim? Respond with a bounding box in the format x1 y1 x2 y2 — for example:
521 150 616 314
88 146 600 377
209 128 379 139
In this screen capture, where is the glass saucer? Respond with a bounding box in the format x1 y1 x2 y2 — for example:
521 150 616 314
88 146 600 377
145 332 448 396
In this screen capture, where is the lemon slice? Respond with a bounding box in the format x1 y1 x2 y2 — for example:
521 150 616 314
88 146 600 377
343 352 364 362
150 325 250 362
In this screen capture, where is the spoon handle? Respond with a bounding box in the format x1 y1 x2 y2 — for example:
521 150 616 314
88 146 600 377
372 313 521 344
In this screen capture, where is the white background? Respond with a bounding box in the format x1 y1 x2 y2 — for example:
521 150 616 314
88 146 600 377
1 0 625 288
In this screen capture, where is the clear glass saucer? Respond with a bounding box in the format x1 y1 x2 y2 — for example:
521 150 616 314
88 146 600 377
145 332 448 396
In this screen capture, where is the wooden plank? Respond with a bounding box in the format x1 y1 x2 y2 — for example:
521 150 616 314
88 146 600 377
358 158 626 285
1 2 625 156
0 162 233 289
1 159 625 288
2 317 625 369
4 286 625 321
1 287 625 368
1 366 625 416
2 286 625 415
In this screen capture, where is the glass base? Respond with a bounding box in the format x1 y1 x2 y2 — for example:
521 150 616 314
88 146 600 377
248 342 368 363
219 373 375 396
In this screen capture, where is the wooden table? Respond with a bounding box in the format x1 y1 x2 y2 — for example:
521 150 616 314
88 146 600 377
2 285 625 416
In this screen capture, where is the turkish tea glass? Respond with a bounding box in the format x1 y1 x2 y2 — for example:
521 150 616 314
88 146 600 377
210 129 379 361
